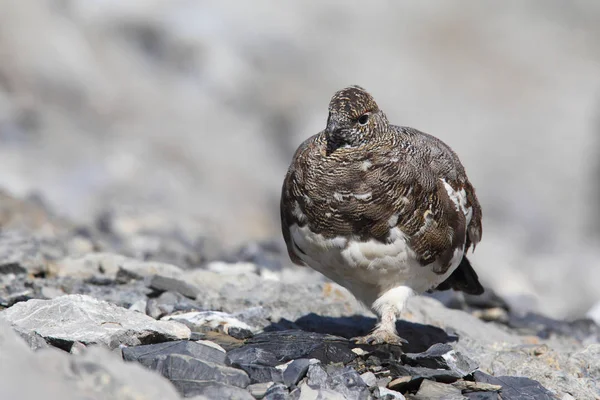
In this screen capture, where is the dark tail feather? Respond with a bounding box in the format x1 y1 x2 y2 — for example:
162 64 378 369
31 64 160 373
434 256 484 295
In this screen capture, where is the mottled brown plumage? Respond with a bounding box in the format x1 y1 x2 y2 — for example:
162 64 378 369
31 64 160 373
280 86 483 345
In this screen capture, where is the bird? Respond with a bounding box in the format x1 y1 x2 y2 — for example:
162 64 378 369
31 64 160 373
280 85 483 346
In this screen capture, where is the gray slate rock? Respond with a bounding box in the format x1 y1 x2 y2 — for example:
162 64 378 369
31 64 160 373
122 340 249 395
0 230 58 275
120 259 186 280
306 364 370 400
156 353 250 393
464 393 500 400
229 326 254 340
146 291 199 319
226 330 357 367
359 371 377 387
283 358 311 387
163 310 254 335
247 382 275 398
263 383 290 399
386 363 464 392
122 340 227 366
176 380 254 400
237 363 284 384
413 379 465 400
297 383 345 400
0 321 182 400
0 294 190 349
403 343 478 376
147 274 199 299
473 371 557 400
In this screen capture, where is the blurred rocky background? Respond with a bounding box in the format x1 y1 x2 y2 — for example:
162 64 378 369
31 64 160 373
1 1 600 321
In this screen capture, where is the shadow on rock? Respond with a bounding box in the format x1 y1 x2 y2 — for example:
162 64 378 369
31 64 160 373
266 313 457 353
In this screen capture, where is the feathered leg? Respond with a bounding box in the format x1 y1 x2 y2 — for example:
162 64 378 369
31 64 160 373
354 286 413 346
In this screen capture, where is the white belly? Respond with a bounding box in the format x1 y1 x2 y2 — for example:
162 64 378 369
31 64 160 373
289 223 463 307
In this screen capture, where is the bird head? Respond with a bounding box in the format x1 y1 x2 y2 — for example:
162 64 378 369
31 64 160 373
325 86 389 149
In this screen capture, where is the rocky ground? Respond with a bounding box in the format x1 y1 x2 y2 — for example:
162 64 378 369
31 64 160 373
0 190 599 400
2 1 600 321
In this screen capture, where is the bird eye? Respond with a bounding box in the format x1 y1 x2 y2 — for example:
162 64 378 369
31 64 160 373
358 114 369 125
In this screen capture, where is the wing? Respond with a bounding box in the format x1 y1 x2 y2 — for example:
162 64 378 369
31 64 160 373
280 135 318 266
433 255 484 295
395 126 482 254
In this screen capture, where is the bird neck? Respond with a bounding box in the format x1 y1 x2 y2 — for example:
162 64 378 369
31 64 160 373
325 131 369 155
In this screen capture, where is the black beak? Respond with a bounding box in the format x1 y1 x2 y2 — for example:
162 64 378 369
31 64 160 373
326 114 339 133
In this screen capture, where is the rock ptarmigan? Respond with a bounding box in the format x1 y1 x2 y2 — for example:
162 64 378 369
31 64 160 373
280 86 483 345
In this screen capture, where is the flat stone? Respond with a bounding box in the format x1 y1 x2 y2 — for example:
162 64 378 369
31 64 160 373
46 276 151 309
155 353 250 391
0 321 181 400
52 253 127 279
374 386 406 399
196 339 227 353
122 340 227 366
306 364 369 400
202 330 247 352
392 363 463 382
163 310 254 335
122 339 249 394
237 363 284 384
413 379 464 400
452 380 502 392
229 326 254 340
297 382 345 400
248 382 275 399
147 274 199 299
227 330 357 367
174 380 254 399
360 371 377 387
473 371 556 400
385 362 463 392
146 291 201 319
306 364 329 388
403 343 478 376
263 382 290 399
283 358 311 387
464 392 501 400
120 259 185 280
0 294 190 349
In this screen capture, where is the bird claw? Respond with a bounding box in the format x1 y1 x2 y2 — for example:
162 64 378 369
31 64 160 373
352 330 408 346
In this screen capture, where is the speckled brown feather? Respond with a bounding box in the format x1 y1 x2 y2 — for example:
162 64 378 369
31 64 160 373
281 87 482 279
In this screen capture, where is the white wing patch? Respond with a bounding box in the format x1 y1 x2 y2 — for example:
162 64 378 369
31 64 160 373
440 179 472 225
